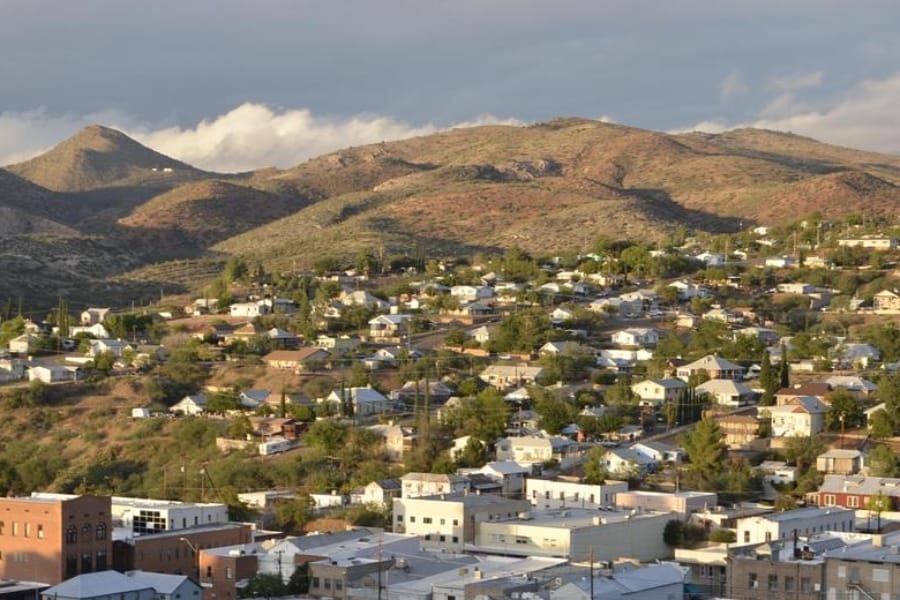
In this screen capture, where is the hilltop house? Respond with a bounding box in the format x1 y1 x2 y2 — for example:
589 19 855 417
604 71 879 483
676 355 744 381
764 396 827 437
630 378 686 407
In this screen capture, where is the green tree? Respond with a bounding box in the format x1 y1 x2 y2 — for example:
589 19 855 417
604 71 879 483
679 418 727 491
869 409 894 439
533 389 577 434
287 563 311 594
824 389 865 431
274 495 315 533
305 420 348 454
778 347 790 389
583 446 609 484
878 373 900 434
758 351 777 406
239 573 287 598
456 437 487 468
783 435 826 474
868 445 899 477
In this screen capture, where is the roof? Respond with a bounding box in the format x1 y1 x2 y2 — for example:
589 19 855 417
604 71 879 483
680 354 743 372
817 449 862 460
816 474 900 497
44 570 153 598
776 382 831 397
696 378 753 395
264 347 330 362
125 571 193 594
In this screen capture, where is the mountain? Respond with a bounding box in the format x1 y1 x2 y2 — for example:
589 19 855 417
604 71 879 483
6 125 208 192
3 119 900 308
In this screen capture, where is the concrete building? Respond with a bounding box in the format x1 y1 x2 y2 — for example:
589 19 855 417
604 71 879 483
472 507 673 563
822 530 900 600
0 493 112 585
735 507 855 546
393 493 530 551
616 490 717 517
400 473 470 499
110 497 229 535
525 479 627 510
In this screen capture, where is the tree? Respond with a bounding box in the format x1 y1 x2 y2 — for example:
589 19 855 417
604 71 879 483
456 437 487 468
758 351 777 406
679 418 727 491
868 445 899 478
583 446 609 484
274 495 315 533
878 373 900 434
824 389 864 431
663 519 684 547
239 572 287 598
778 347 790 389
869 409 894 440
287 563 311 594
533 390 577 434
305 421 348 454
783 436 826 474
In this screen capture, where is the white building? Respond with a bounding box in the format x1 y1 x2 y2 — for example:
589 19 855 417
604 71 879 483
611 328 659 347
525 479 627 510
764 396 827 437
109 496 229 535
400 473 470 498
631 378 686 407
735 507 854 545
324 386 391 416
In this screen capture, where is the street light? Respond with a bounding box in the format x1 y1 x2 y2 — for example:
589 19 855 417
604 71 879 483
179 537 200 581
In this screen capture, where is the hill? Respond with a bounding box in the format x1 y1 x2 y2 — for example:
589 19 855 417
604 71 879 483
4 118 900 307
6 125 208 192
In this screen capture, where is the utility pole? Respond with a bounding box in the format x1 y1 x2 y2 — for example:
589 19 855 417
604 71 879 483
589 548 595 600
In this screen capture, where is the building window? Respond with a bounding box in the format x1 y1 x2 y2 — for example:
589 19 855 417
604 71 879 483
96 551 107 570
81 552 92 573
324 579 331 590
439 535 446 542
410 516 415 523
768 575 778 591
452 536 459 543
396 515 403 522
312 578 320 589
847 496 859 508
226 567 233 580
66 526 78 544
0 521 4 535
800 577 811 592
96 522 107 540
824 494 836 506
452 519 459 526
66 555 78 578
785 576 795 592
335 581 343 591
37 524 43 539
440 518 445 525
423 517 432 524
206 566 213 579
743 531 750 543
11 522 17 537
24 523 30 538
748 573 757 589
81 523 92 542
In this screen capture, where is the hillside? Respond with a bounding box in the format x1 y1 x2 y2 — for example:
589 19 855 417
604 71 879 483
4 118 900 307
6 125 208 192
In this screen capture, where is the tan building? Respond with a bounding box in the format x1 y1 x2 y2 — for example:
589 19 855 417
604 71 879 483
716 414 762 449
0 493 112 585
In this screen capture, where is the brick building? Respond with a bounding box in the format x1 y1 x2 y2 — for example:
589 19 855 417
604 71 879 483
0 493 112 585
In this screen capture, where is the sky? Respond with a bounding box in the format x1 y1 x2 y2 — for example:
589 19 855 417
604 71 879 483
1 0 899 172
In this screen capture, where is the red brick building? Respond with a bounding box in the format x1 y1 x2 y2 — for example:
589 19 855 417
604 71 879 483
0 493 112 585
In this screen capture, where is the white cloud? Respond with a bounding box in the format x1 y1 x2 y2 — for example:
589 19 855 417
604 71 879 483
719 71 748 101
680 72 900 155
0 104 524 173
765 70 824 93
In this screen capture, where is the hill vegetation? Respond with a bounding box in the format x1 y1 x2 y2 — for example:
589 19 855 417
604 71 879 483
2 118 900 308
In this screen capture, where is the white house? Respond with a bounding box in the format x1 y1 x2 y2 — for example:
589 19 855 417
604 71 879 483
525 478 627 510
630 378 686 407
610 327 659 347
735 507 854 545
450 285 494 302
400 472 470 498
695 252 725 267
228 301 270 318
480 365 543 389
495 435 577 467
324 386 391 416
27 364 76 383
676 355 744 381
695 378 755 407
8 333 40 355
80 307 111 326
170 395 207 416
763 396 827 437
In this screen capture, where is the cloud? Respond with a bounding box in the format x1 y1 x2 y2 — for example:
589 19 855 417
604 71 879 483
765 70 824 93
680 72 900 155
0 104 524 172
719 71 748 101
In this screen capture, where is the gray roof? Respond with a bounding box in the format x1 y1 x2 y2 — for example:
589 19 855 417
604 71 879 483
125 571 193 595
44 570 153 598
817 474 900 497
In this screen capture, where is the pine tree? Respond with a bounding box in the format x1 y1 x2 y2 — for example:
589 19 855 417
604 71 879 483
778 345 790 389
759 351 777 406
679 417 727 491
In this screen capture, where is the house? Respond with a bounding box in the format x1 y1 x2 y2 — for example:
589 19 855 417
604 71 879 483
28 364 76 383
315 334 361 354
355 479 401 508
40 570 156 600
549 306 575 325
69 323 111 338
228 301 270 318
525 479 627 510
616 490 715 516
874 289 900 312
807 474 900 510
610 327 659 347
630 378 686 407
822 374 877 398
837 236 898 250
170 395 207 416
450 285 494 302
361 345 422 370
238 389 270 410
400 473 470 498
339 289 390 310
551 564 685 600
669 280 710 300
479 365 543 389
265 327 300 348
734 327 780 345
695 378 754 406
368 314 412 341
675 313 701 328
458 462 529 498
390 379 454 406
80 307 111 326
695 252 725 267
757 461 797 485
87 338 132 358
717 414 762 448
603 447 655 477
539 341 586 356
367 423 416 461
263 347 330 371
631 440 683 464
765 256 797 268
775 382 831 405
816 449 864 475
324 386 391 416
467 325 491 344
8 333 40 354
735 506 854 545
676 354 744 381
764 396 827 437
702 307 741 324
495 435 577 467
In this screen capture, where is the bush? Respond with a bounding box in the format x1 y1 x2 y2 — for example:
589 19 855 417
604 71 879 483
709 528 736 543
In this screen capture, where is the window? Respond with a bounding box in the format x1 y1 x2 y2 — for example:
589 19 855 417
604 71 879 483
66 526 77 544
312 578 320 588
96 551 107 571
396 515 403 522
95 522 107 540
800 577 811 592
452 536 459 543
324 579 332 590
410 516 416 523
335 581 343 591
848 496 859 508
824 494 836 506
785 576 795 592
37 524 44 539
423 517 432 524
81 552 92 573
226 567 233 580
748 573 758 589
440 518 445 525
66 555 78 578
768 574 778 591
24 523 30 538
452 519 458 526
81 523 92 542
206 566 213 579
11 522 17 537
743 531 750 543
439 535 446 542
0 521 4 535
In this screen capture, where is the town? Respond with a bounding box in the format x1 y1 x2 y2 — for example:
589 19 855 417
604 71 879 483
1 218 900 599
